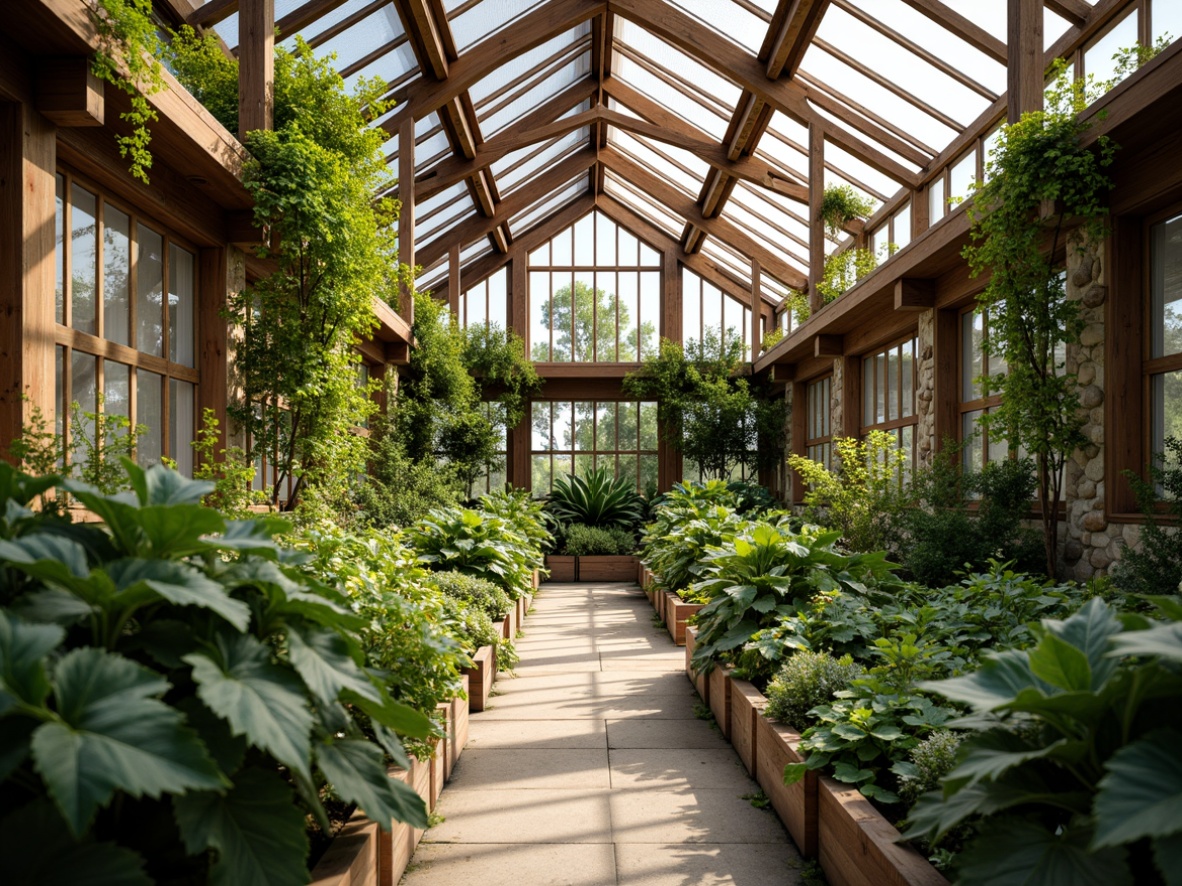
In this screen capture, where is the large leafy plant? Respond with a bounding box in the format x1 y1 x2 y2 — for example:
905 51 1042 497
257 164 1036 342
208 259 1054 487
0 462 431 884
410 507 536 600
547 464 645 530
905 598 1182 885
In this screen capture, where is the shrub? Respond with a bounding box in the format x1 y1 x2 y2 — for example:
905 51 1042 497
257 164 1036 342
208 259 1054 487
1112 435 1182 597
0 462 431 883
410 507 536 599
563 523 636 556
547 464 645 530
442 596 499 654
765 651 863 731
354 414 464 528
895 730 963 808
430 569 512 621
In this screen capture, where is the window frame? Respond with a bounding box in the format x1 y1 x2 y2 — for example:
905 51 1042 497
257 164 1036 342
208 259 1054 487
530 398 659 495
804 374 833 471
860 333 918 469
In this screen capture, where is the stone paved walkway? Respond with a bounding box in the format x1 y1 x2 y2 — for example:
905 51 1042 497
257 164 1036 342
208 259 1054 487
401 582 803 886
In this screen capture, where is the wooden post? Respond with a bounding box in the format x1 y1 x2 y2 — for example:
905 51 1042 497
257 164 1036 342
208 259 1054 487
1007 0 1043 124
932 309 959 453
198 245 246 455
398 117 416 325
841 355 860 439
238 0 274 138
808 123 825 317
662 247 682 343
751 259 762 358
0 102 56 460
448 243 461 320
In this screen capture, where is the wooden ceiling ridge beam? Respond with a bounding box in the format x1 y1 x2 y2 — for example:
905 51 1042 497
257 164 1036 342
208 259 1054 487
396 0 450 79
394 0 607 123
417 147 598 268
601 146 807 290
766 0 828 79
896 0 1007 63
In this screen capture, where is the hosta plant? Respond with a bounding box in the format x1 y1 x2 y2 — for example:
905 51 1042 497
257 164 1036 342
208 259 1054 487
0 461 432 884
547 464 645 530
904 598 1182 885
410 507 535 599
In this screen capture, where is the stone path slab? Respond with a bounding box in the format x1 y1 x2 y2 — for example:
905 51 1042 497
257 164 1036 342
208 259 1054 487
400 581 803 886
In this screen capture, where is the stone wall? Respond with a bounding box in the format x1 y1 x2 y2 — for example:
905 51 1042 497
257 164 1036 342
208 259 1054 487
915 309 936 470
830 357 844 442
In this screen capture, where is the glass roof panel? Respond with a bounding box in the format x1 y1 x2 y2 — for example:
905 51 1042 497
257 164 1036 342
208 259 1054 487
804 96 926 176
823 141 898 202
416 181 474 245
509 176 589 233
343 38 418 92
494 128 590 196
604 171 685 239
478 50 592 138
659 0 771 55
413 112 451 176
726 184 809 264
449 0 550 52
611 55 731 141
606 129 708 199
699 238 752 289
309 6 403 71
470 26 591 104
798 44 957 155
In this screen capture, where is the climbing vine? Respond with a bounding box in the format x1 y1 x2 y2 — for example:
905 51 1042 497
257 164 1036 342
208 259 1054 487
963 59 1117 576
89 0 165 183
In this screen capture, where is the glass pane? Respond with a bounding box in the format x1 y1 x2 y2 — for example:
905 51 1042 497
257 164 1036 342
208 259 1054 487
531 400 551 450
169 379 195 477
618 272 639 361
597 271 619 362
103 207 131 346
552 226 573 266
893 203 911 250
1152 371 1182 456
55 175 64 324
875 353 886 423
617 453 638 488
619 228 639 267
55 346 65 455
529 271 550 360
468 282 486 328
901 339 915 418
137 225 164 357
962 311 984 400
574 270 595 361
619 400 639 449
573 213 594 266
863 356 874 427
488 268 507 328
1084 11 1139 91
71 351 97 465
169 246 195 366
531 454 552 494
104 361 130 419
639 454 659 496
573 452 593 479
530 243 550 266
639 272 659 360
71 185 97 335
137 369 162 466
597 402 618 451
1151 212 1182 358
574 401 595 450
553 401 573 450
1155 0 1182 44
886 347 898 422
987 411 1009 465
929 180 945 223
639 401 658 450
682 267 700 344
596 212 617 266
948 150 977 205
962 410 984 472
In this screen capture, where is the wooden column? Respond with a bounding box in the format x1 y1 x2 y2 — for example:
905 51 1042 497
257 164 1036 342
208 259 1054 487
841 354 861 439
932 308 960 453
448 243 460 319
198 245 246 455
0 102 56 460
912 186 930 239
398 117 416 325
751 259 763 358
789 380 808 503
808 123 825 317
1007 0 1044 124
510 256 528 351
509 256 530 490
661 247 682 343
238 0 274 138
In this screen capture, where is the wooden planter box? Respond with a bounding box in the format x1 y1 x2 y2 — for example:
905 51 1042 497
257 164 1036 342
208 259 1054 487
450 674 470 777
462 645 495 712
756 714 818 859
428 736 445 811
664 594 703 646
410 756 431 850
707 664 733 739
817 776 948 886
543 554 640 581
531 568 541 589
496 606 516 643
729 677 767 777
685 626 709 703
310 812 380 886
380 769 415 885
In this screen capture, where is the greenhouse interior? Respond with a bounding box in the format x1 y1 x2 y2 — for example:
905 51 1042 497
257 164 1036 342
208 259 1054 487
1 0 1181 884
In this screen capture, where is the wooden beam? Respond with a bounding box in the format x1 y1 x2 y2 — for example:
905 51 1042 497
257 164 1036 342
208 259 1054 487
36 57 103 126
1008 0 1044 123
398 116 415 324
808 123 825 316
275 0 352 38
448 243 461 317
397 0 450 79
393 0 606 122
226 209 265 249
198 246 245 455
601 147 808 290
187 0 238 27
238 0 274 138
751 260 764 356
894 277 936 310
897 0 1007 63
1044 0 1089 28
417 148 598 268
766 0 827 79
814 333 843 357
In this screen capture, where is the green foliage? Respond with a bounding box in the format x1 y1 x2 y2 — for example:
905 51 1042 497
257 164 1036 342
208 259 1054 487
429 570 512 622
625 331 787 480
905 598 1182 885
765 651 863 731
478 488 552 559
788 432 910 556
90 0 164 183
190 408 265 520
819 184 875 241
0 461 432 882
353 414 463 529
463 324 541 431
68 396 145 494
548 464 645 530
899 443 1042 585
815 248 880 306
1112 436 1182 597
761 326 784 353
166 25 239 133
562 523 636 556
529 280 657 362
410 507 541 601
496 639 519 673
964 58 1118 576
895 730 963 809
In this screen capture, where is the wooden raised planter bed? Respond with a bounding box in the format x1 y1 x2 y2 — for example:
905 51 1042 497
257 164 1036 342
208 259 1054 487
663 591 703 646
684 626 709 703
683 659 947 886
462 645 495 712
543 554 640 581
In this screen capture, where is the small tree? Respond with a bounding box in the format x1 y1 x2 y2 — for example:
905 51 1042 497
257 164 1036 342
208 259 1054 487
963 61 1116 576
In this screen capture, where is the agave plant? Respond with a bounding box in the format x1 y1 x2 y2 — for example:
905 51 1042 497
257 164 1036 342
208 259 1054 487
547 464 645 530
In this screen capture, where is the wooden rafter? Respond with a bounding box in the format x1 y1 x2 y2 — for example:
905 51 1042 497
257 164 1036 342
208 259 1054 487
1044 0 1090 28
396 0 450 79
895 0 1007 63
765 0 828 79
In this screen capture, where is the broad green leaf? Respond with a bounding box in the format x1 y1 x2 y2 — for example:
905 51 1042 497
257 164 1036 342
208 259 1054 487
783 761 807 785
1029 633 1092 691
216 519 291 556
105 559 251 631
957 818 1132 886
287 625 379 705
920 648 1049 710
31 647 226 835
173 766 310 886
185 633 313 780
140 463 215 506
1154 833 1182 886
0 534 90 587
316 738 428 829
177 697 248 776
346 691 434 739
1094 729 1182 848
0 463 60 509
0 610 64 707
137 504 226 558
0 799 150 886
903 778 1092 842
10 588 95 625
1110 622 1182 663
948 730 1066 789
1046 597 1122 687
